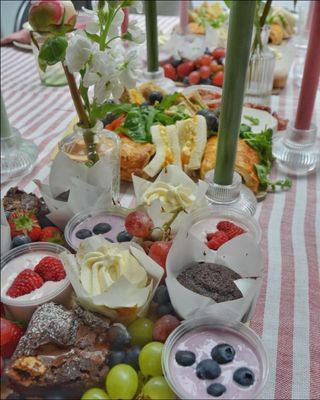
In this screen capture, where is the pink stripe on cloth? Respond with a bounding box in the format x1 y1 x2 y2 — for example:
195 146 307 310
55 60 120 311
305 174 320 400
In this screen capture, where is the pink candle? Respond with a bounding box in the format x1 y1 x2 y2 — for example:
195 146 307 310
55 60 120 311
179 0 189 35
295 1 320 130
121 7 129 35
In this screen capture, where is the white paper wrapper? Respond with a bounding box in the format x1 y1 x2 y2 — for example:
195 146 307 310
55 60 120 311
133 165 209 231
1 201 11 255
166 214 263 322
60 236 164 323
34 152 114 229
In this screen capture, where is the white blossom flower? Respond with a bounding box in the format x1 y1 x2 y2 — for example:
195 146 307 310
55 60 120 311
126 20 145 44
108 8 125 38
65 32 95 73
119 48 141 88
94 75 124 104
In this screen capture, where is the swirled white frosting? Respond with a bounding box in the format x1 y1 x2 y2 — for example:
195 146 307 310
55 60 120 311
143 182 196 213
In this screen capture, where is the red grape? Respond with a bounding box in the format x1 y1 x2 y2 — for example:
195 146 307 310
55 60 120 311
152 315 180 342
163 63 176 80
148 241 172 269
199 54 213 66
199 65 211 79
212 47 226 60
212 71 224 87
189 71 201 85
177 61 194 78
125 211 154 238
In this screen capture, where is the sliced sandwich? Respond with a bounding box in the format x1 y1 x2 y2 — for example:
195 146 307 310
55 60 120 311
143 124 181 178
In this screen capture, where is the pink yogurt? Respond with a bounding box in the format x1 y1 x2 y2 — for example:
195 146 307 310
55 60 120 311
69 212 127 249
168 327 263 399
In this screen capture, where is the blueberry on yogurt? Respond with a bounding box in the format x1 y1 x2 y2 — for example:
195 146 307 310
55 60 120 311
233 367 255 386
76 229 92 240
196 359 221 380
93 223 112 235
211 343 235 364
175 350 196 367
207 383 226 397
117 230 133 242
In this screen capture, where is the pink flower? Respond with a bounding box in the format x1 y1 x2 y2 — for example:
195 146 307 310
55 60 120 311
28 0 76 33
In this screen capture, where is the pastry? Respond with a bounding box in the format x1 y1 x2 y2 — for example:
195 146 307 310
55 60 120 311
120 137 155 181
177 262 243 303
200 136 260 194
5 303 111 399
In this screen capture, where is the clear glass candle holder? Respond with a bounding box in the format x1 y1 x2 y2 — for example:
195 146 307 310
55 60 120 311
205 169 257 217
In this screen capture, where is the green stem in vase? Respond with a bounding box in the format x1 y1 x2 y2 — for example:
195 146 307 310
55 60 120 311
1 92 12 138
144 0 159 72
214 0 256 186
83 128 99 166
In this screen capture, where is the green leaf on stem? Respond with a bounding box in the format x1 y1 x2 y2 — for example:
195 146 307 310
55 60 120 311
38 36 68 66
85 31 101 44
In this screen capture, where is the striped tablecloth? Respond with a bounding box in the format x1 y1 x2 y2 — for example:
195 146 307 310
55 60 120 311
1 15 319 400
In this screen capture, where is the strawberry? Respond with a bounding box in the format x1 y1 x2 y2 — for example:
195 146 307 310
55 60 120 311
34 256 66 282
40 226 64 244
0 317 24 358
207 231 229 250
7 269 44 298
216 220 245 239
8 210 41 242
216 220 236 232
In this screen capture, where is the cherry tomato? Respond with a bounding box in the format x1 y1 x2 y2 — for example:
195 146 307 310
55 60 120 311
189 71 201 85
199 65 211 79
163 63 177 80
177 61 194 78
200 54 213 66
212 71 224 87
210 62 220 74
212 47 226 60
195 57 203 68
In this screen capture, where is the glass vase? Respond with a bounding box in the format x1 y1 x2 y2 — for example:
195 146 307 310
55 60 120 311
245 26 276 106
59 121 121 200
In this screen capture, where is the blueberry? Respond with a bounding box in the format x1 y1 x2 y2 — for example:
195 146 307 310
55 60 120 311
175 350 196 367
6 394 26 400
154 285 170 305
105 238 114 242
197 109 219 133
125 345 141 370
101 112 116 126
157 303 175 317
211 343 235 364
107 350 126 367
149 91 163 105
75 229 92 240
171 58 182 68
117 230 133 242
207 383 226 397
196 359 221 380
233 367 255 386
183 76 189 85
12 235 32 248
93 222 112 235
107 325 131 350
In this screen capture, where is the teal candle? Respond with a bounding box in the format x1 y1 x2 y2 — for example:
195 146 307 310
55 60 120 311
214 1 256 185
1 92 12 138
145 0 159 72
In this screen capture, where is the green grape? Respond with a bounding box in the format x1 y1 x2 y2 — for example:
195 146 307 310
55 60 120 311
139 341 164 377
128 317 154 346
142 376 176 400
81 387 110 399
106 364 138 400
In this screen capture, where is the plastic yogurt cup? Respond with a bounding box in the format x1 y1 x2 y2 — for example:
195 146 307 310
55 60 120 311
188 207 261 244
64 207 131 250
1 243 71 321
162 317 268 400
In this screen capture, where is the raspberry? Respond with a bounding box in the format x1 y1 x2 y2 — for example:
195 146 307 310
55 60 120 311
207 231 229 250
34 256 66 282
216 220 237 232
7 269 44 298
225 226 245 240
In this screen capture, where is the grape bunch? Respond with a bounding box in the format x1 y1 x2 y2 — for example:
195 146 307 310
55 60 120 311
153 285 174 317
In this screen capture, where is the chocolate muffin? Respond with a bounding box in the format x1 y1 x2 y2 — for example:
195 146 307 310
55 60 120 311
177 262 243 302
5 303 111 399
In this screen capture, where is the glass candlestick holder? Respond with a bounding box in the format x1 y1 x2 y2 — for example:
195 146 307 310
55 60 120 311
1 127 38 183
138 68 176 94
272 122 319 176
204 170 257 217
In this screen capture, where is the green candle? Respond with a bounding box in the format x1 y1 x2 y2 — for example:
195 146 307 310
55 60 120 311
214 1 256 185
1 92 12 138
145 0 159 72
